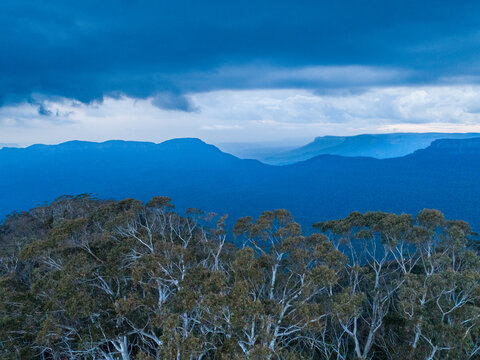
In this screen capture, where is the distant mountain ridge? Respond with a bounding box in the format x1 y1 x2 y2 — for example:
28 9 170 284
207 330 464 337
0 143 18 149
425 138 480 154
261 132 480 164
1 137 480 232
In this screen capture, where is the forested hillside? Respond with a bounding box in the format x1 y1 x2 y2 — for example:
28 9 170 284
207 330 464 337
1 137 480 232
1 196 479 359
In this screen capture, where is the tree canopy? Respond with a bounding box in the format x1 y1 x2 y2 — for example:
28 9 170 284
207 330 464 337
1 195 479 359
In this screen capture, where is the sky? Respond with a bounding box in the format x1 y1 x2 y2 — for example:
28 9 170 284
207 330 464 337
1 0 480 146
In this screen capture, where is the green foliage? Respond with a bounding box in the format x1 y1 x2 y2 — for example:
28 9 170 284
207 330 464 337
1 196 479 359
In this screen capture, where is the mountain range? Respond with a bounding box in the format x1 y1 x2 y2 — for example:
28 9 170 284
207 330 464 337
229 132 480 164
0 143 18 149
1 136 480 232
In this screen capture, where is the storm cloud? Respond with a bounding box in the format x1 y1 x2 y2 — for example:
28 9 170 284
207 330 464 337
2 0 480 107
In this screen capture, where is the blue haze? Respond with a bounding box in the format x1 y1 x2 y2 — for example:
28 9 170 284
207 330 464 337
1 137 480 232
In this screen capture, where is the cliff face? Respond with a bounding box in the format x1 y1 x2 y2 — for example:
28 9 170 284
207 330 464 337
263 133 480 164
426 138 480 154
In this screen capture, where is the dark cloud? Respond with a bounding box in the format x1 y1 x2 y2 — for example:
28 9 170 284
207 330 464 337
1 0 480 106
151 92 199 112
38 104 52 116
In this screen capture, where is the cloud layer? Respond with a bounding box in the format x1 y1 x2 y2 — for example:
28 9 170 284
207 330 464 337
2 1 480 107
2 86 480 146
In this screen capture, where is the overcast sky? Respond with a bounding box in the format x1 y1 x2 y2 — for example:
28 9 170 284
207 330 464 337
2 1 480 146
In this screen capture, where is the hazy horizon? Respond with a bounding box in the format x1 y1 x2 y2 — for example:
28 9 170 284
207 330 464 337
4 130 480 149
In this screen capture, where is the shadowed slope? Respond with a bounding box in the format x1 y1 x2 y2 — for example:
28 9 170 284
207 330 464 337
1 137 479 231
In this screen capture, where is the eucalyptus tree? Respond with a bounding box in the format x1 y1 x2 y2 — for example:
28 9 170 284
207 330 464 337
395 211 480 359
232 210 346 358
1 196 480 359
316 210 480 360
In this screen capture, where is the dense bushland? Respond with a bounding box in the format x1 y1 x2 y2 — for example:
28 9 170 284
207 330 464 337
0 195 479 359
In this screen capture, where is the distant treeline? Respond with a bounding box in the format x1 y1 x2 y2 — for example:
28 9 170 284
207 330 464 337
0 195 479 359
